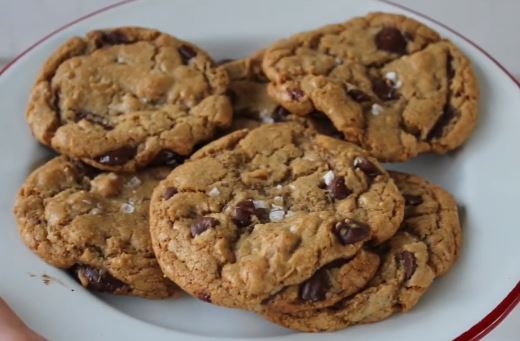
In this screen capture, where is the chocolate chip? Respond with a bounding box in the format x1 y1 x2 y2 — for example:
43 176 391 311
75 111 112 129
198 293 212 302
151 149 185 167
289 88 304 100
299 269 330 302
72 265 126 293
353 156 381 177
163 187 178 200
100 30 130 45
95 146 136 166
399 251 417 280
191 217 219 237
347 89 371 102
427 104 457 140
404 194 423 206
272 106 290 122
375 27 407 54
328 176 351 200
254 208 270 223
372 78 397 101
333 219 370 245
231 200 257 227
178 45 197 64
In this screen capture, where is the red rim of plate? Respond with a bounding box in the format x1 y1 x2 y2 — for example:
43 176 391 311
0 0 518 340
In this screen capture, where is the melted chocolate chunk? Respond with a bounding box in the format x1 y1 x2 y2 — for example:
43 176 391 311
231 200 257 227
333 219 370 245
399 251 417 280
372 78 398 101
328 176 351 200
353 156 382 177
427 105 458 140
299 270 330 302
191 217 219 237
375 27 407 54
151 149 185 167
100 30 130 46
95 146 137 166
72 265 126 293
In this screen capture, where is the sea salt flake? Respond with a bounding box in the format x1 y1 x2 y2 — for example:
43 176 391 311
208 187 220 197
385 71 398 82
120 203 135 214
323 170 335 186
269 209 285 222
259 110 275 124
371 104 384 116
384 71 402 88
89 207 102 215
125 176 141 188
289 224 297 232
253 200 269 209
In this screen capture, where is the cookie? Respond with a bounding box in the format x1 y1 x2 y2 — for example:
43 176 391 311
260 172 461 331
149 122 404 309
262 12 478 161
26 27 232 171
14 156 179 298
219 52 342 137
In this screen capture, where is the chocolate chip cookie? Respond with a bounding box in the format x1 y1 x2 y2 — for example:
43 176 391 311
26 27 232 171
262 12 479 161
14 156 179 298
149 122 404 309
219 51 342 137
260 172 461 331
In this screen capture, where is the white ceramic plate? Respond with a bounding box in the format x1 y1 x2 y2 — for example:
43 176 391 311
1 0 519 340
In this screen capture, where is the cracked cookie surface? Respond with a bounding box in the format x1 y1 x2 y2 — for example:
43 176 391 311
149 122 404 309
260 172 461 331
14 156 179 298
26 27 232 171
262 12 478 161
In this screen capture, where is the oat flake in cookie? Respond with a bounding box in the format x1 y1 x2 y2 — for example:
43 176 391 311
149 122 404 309
26 27 232 171
262 12 478 161
14 156 179 298
260 172 461 332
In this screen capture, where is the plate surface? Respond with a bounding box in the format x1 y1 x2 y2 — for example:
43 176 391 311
0 0 518 340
